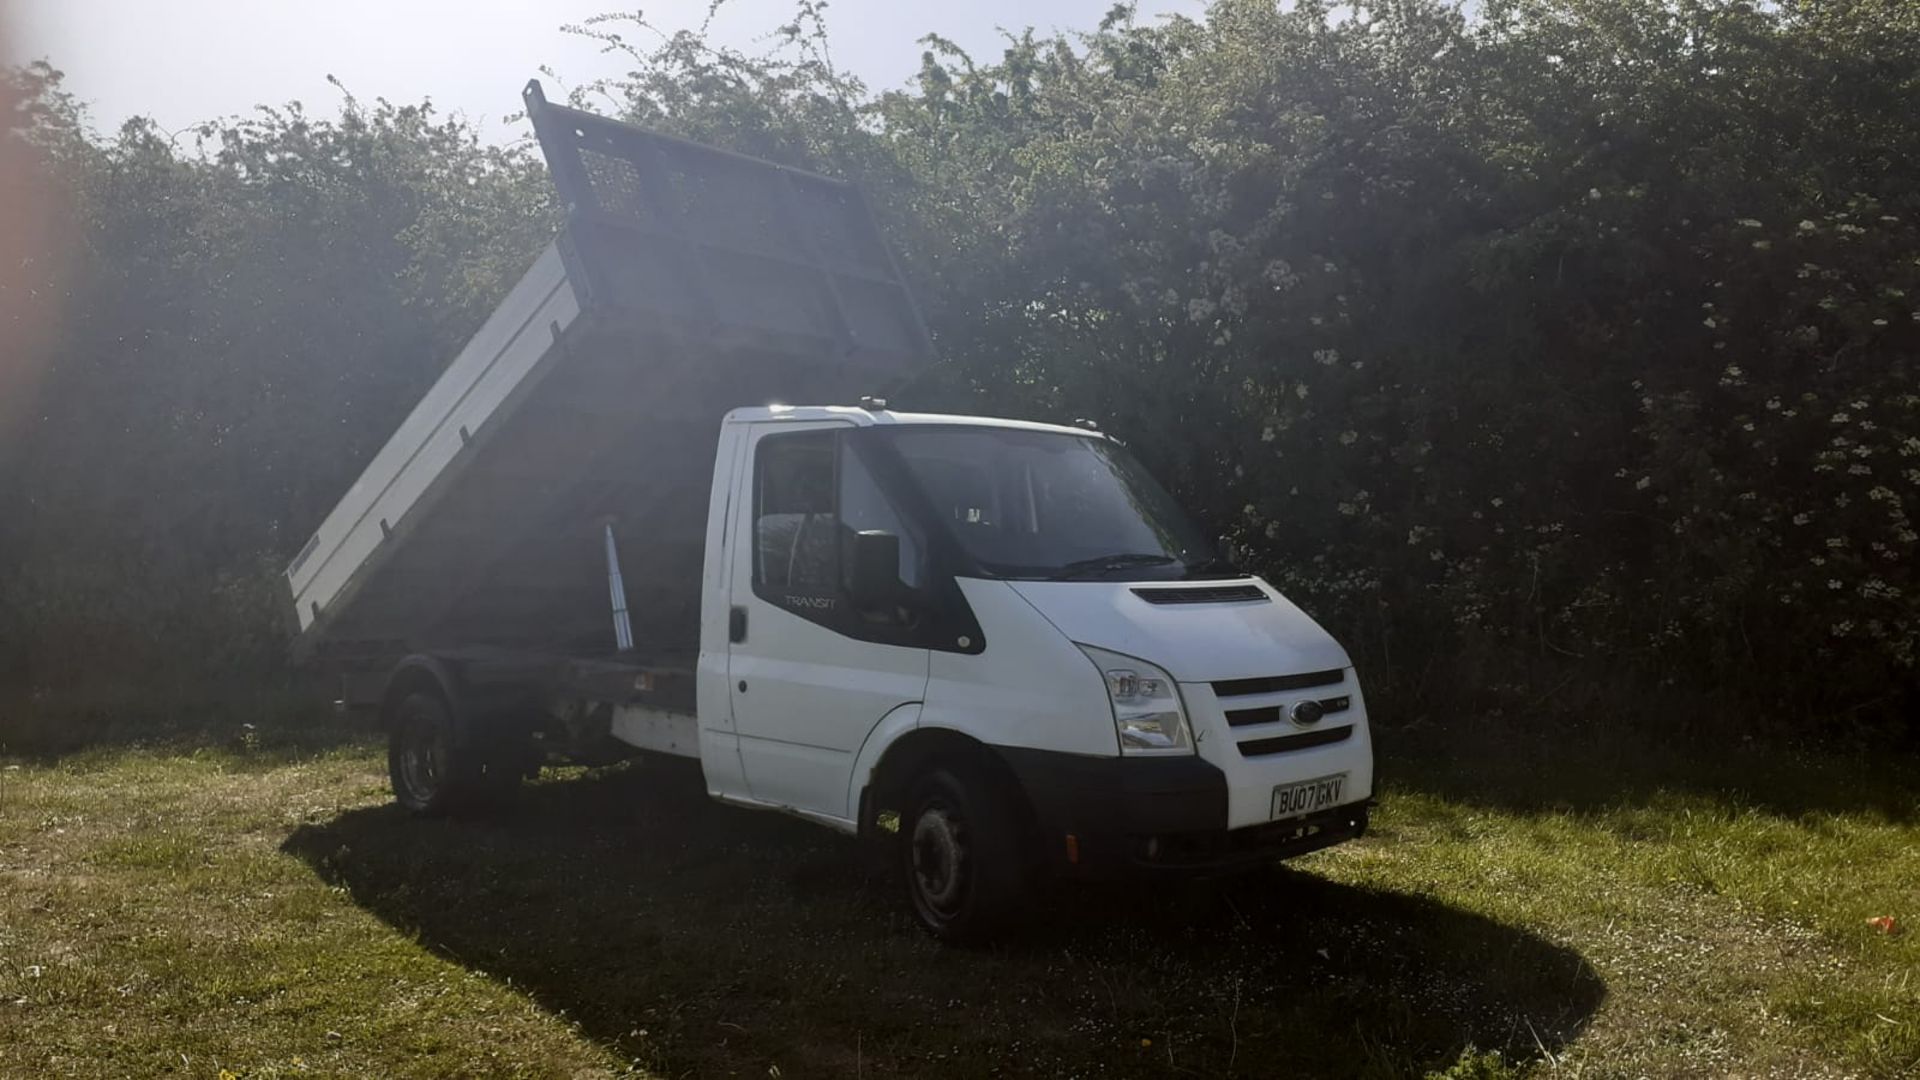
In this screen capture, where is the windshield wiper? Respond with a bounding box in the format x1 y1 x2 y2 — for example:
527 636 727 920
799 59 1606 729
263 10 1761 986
1048 553 1179 581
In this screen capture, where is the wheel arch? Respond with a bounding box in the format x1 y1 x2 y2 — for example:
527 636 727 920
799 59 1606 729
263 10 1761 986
379 654 464 733
856 723 1033 841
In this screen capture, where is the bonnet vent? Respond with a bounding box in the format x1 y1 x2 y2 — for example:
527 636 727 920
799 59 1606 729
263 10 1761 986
1130 584 1269 605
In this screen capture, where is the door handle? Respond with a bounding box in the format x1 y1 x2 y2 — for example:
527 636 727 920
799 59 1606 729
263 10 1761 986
729 606 747 643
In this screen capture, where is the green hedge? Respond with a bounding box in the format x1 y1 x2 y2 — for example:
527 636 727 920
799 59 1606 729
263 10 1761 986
3 1 1916 739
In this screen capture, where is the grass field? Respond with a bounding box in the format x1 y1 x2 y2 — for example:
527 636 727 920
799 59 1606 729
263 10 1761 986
1 718 1915 1078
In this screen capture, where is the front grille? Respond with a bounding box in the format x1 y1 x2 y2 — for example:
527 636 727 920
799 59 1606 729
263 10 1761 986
1224 695 1352 728
1238 725 1354 758
1212 669 1345 698
1130 584 1268 605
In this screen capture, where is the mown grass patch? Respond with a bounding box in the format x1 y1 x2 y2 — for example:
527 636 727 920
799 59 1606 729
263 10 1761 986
0 720 1914 1078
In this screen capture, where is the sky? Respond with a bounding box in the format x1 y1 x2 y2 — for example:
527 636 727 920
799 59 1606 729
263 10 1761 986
3 0 1202 144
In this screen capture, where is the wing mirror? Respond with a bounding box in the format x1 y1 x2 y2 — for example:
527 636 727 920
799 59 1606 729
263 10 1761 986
848 530 905 611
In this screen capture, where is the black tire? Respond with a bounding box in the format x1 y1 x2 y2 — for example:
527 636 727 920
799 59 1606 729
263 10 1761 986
387 690 523 815
900 763 1030 943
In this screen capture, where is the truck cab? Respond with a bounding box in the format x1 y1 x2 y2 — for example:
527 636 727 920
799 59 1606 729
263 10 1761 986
698 405 1373 938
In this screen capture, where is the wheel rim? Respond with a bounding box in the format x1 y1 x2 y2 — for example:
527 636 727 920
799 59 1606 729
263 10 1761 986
910 800 970 916
398 706 448 804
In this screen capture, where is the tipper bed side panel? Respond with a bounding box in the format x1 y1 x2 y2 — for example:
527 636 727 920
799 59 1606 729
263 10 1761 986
287 242 579 636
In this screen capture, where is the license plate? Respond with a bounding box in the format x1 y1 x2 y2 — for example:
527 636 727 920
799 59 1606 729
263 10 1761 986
1271 773 1347 820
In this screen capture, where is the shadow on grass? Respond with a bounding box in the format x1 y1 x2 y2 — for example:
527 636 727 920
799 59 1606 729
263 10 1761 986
1378 721 1920 824
284 761 1603 1079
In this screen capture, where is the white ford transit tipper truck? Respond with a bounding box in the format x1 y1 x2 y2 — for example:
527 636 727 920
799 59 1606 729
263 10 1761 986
287 83 1375 940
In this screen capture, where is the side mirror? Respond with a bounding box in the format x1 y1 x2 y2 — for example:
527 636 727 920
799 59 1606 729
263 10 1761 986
847 530 903 610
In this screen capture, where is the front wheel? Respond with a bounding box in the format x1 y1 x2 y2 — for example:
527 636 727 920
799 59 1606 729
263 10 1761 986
901 764 1029 943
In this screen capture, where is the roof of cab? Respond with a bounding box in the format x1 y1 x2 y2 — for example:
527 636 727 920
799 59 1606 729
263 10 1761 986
720 404 1101 439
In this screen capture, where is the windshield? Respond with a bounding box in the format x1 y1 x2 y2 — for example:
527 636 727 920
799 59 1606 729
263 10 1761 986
877 426 1217 580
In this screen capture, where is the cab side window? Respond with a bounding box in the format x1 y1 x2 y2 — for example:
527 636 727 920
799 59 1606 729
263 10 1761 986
754 431 838 593
838 444 925 591
751 429 927 633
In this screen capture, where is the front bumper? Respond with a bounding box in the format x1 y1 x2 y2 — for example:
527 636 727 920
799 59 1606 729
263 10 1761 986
997 746 1372 877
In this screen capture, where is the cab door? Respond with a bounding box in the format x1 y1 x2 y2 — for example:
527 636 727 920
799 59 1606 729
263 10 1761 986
726 422 931 821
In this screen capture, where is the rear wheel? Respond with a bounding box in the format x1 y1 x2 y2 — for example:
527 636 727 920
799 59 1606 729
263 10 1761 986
387 690 524 814
389 691 458 814
901 763 1029 943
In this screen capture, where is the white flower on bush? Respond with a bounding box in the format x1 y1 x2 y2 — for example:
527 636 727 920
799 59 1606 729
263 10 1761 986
1338 430 1358 446
1314 348 1340 366
1861 578 1901 600
1635 476 1652 491
1793 512 1811 525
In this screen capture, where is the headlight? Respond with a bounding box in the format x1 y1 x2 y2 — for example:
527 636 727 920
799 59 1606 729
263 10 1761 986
1078 644 1193 755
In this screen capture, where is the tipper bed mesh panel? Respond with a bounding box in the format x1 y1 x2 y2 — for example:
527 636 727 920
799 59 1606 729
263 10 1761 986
524 80 930 373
